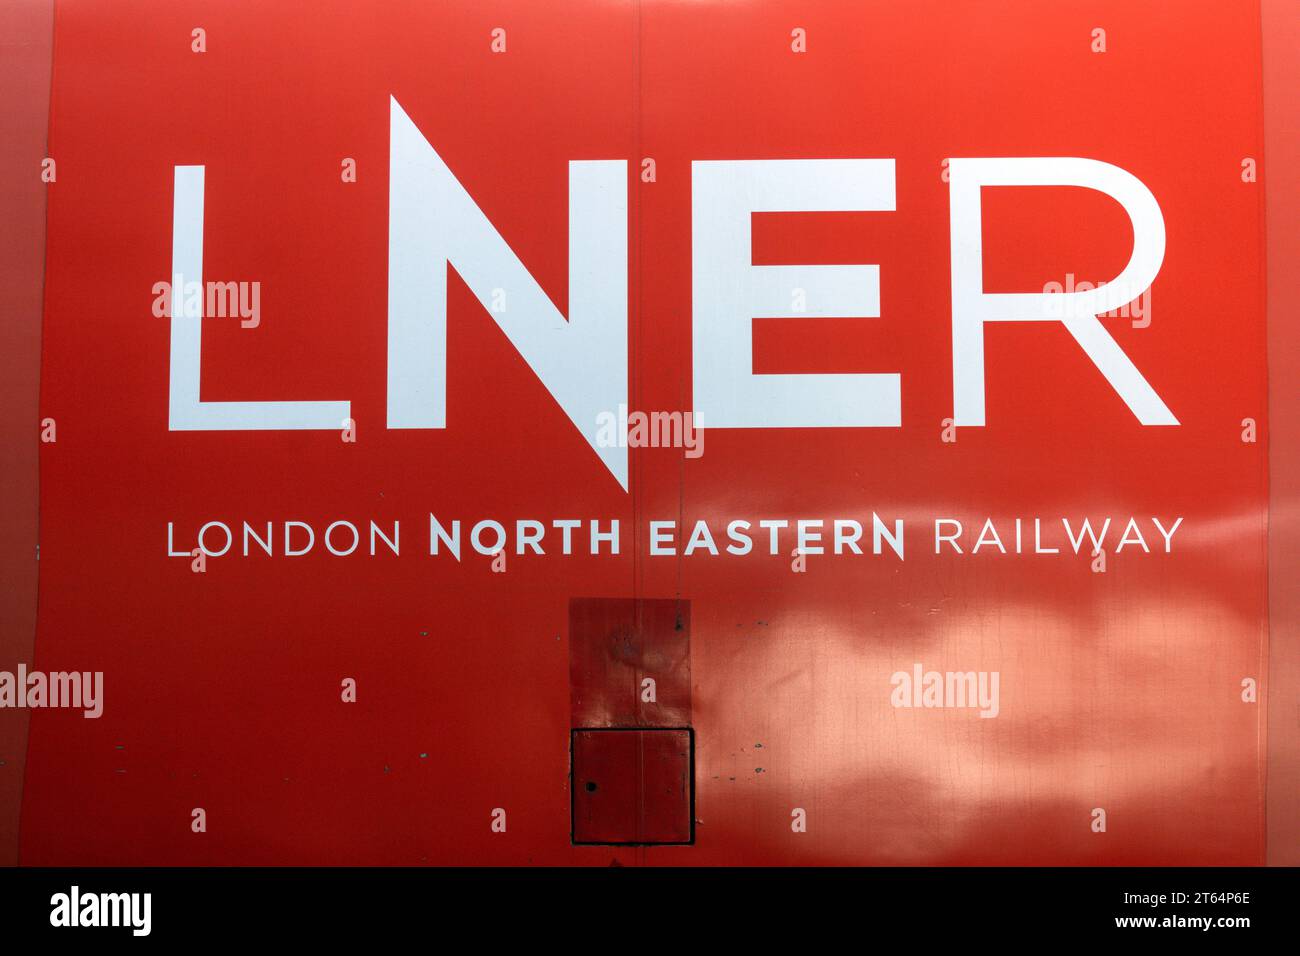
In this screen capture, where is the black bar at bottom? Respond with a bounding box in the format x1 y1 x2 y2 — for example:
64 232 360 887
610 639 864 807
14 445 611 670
0 866 1293 942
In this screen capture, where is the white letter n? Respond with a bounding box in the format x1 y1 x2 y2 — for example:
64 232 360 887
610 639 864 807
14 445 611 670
386 96 629 488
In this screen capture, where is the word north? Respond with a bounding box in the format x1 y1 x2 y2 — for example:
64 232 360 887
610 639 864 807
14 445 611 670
165 96 1176 490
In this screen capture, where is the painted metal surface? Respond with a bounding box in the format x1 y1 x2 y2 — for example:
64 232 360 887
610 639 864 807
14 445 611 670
572 729 693 845
571 598 691 730
0 0 54 866
1262 0 1300 867
4 0 1285 866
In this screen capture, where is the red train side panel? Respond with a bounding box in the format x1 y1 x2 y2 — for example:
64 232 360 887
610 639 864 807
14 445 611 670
4 0 1281 866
